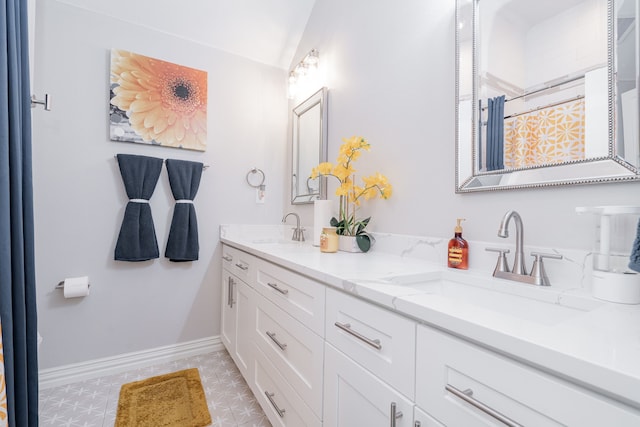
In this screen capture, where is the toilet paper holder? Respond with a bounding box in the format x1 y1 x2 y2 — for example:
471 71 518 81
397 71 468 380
55 280 91 290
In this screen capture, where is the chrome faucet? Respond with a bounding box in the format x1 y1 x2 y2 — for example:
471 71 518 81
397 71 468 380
487 210 563 286
282 212 305 242
498 210 527 275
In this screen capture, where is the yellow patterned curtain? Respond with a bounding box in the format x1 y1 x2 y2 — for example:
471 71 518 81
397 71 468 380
0 322 7 427
504 98 585 168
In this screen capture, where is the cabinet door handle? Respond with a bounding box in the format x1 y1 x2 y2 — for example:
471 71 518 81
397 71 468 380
390 402 403 427
267 281 289 295
334 322 382 350
235 263 249 271
264 391 286 418
266 331 287 350
222 255 233 262
227 277 235 308
414 421 421 427
445 384 523 427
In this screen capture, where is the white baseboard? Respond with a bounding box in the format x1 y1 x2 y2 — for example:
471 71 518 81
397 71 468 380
39 335 224 389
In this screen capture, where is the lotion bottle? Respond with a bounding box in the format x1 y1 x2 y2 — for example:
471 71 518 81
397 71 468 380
448 218 468 269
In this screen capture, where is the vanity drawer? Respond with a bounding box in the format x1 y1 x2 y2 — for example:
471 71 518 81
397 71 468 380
252 345 321 427
325 288 416 399
254 292 324 418
221 244 256 283
255 258 325 336
416 325 640 426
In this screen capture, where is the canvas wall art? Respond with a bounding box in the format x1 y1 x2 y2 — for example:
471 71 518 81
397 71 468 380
109 49 208 151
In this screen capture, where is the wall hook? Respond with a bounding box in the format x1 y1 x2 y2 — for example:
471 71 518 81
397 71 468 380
31 94 51 111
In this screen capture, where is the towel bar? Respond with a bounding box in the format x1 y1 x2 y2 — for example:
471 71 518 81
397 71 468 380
112 155 209 169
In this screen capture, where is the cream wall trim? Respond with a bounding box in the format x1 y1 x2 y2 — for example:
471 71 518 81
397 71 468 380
39 336 223 389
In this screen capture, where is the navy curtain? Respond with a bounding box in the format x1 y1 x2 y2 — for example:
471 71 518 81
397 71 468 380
486 95 505 171
0 0 39 426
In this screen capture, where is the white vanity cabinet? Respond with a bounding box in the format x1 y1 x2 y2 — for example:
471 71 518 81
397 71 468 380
220 246 257 378
323 288 416 426
416 324 640 427
323 342 414 426
222 245 325 426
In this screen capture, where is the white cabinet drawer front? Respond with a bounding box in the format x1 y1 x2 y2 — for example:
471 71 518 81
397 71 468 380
255 259 325 336
414 406 445 427
325 288 416 399
323 343 414 427
253 346 321 427
222 245 256 282
416 325 640 427
254 295 324 418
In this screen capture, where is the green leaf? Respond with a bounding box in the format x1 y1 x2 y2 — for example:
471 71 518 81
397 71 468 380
356 234 371 252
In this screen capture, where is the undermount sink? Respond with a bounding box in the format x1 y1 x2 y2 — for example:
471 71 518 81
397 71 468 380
378 271 604 326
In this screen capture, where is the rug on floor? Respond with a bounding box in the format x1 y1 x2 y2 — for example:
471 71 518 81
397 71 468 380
115 367 212 427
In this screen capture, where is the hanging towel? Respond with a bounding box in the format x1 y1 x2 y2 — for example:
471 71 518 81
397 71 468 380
114 154 163 261
629 219 640 272
164 159 204 262
486 95 505 171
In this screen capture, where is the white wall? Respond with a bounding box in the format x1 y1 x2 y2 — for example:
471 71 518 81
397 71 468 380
32 0 288 369
288 0 640 252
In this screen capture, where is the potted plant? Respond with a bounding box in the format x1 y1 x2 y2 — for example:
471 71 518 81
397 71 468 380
310 136 392 252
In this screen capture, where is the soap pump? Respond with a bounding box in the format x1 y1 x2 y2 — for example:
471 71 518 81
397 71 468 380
448 218 469 270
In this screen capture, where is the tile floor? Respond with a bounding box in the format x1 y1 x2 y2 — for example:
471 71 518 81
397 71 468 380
39 349 271 426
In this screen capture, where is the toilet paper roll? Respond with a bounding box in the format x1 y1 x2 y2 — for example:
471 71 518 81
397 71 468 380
63 276 90 298
313 200 334 246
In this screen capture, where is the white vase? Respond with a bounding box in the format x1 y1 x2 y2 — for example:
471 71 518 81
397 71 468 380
338 235 362 253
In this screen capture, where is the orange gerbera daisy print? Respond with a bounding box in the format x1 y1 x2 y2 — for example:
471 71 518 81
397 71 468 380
109 49 208 151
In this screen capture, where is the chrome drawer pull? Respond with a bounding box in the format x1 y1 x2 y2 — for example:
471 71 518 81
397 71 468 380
222 255 233 261
390 402 403 427
266 331 287 350
235 263 249 271
334 322 382 350
227 277 235 308
267 282 289 295
414 421 421 427
446 384 523 427
265 391 286 418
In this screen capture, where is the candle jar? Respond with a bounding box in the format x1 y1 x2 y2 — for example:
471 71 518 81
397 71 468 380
320 227 338 253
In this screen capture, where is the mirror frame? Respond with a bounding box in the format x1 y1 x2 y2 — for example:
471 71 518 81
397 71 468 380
291 87 328 204
455 0 640 192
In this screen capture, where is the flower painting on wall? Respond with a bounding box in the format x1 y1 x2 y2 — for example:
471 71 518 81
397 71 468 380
109 49 208 151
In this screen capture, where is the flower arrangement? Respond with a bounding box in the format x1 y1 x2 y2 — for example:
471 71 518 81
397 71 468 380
310 136 392 252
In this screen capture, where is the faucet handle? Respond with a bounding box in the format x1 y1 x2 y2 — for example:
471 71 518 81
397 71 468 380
298 227 306 242
529 252 563 286
486 247 510 275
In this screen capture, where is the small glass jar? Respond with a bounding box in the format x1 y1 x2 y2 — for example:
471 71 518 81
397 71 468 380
320 227 338 253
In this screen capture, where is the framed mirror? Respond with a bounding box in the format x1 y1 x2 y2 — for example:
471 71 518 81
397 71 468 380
456 0 640 192
291 87 328 204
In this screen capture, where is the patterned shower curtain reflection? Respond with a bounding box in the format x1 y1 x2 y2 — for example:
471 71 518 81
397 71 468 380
504 98 586 168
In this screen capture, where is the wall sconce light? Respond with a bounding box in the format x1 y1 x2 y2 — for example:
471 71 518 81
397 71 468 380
288 49 319 99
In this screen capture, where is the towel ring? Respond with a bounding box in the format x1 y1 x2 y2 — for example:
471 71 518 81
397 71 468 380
246 168 265 188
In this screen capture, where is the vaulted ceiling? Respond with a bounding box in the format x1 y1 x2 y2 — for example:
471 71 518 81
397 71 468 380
55 0 317 69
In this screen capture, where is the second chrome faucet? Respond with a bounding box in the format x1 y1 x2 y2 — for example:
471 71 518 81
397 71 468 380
487 210 562 286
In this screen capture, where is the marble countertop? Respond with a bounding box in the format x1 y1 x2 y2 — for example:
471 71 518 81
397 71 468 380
220 225 640 409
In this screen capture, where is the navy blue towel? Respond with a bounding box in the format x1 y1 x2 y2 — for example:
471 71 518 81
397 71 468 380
114 154 163 261
629 219 640 272
164 159 204 262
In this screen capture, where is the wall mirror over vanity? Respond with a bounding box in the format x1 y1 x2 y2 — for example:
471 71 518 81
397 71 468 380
456 0 639 192
291 87 328 204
